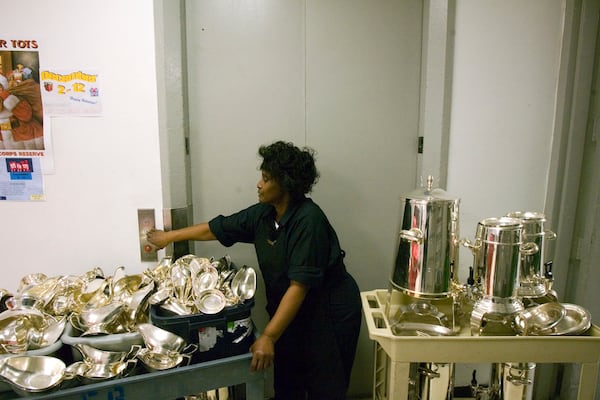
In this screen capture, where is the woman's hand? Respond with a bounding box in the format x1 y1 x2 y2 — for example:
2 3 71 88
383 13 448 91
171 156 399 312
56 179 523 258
249 334 275 372
146 229 170 249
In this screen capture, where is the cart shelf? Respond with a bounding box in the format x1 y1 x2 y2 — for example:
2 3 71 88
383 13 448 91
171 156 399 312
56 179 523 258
362 289 600 400
0 352 264 400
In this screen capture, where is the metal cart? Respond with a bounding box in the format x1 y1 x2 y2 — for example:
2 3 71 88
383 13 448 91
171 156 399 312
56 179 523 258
362 289 600 400
0 352 264 400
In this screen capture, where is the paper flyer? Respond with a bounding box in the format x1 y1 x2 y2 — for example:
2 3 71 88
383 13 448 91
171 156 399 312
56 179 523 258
40 69 102 116
0 156 44 201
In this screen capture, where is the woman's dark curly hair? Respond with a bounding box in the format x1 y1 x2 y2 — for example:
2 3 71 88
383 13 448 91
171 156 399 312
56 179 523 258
259 141 319 200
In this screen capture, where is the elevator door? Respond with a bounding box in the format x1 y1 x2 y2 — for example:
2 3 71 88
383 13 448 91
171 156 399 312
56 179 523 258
185 1 423 395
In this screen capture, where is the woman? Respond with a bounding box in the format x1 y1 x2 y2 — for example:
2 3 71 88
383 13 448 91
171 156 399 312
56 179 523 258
147 140 362 400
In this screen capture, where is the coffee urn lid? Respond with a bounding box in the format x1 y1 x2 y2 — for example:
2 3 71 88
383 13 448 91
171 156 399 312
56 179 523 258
405 176 457 202
505 211 546 222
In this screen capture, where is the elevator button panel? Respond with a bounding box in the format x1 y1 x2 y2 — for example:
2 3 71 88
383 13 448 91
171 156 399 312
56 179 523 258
138 208 158 262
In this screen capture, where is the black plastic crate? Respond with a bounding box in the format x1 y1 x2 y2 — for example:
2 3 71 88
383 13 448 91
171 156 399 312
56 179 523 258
150 299 255 363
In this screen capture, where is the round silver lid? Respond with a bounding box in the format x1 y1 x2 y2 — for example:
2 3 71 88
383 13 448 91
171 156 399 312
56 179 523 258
195 289 225 314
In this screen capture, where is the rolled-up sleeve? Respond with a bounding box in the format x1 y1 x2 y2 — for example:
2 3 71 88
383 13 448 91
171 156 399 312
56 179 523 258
286 212 332 288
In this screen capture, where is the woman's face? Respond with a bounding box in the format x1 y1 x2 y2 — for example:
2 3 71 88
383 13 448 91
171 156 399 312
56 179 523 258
257 170 286 205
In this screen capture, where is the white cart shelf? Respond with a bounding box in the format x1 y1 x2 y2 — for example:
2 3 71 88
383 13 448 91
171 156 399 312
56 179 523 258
361 289 600 400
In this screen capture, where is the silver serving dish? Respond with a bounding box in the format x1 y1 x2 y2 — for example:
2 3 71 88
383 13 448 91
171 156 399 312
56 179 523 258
70 312 128 337
123 282 155 324
81 360 131 380
391 321 454 337
28 316 67 350
113 274 144 299
514 302 566 335
193 270 219 293
195 289 226 314
68 359 136 383
532 303 591 336
136 348 186 372
79 302 124 328
148 287 172 305
18 274 49 294
231 266 256 300
73 343 139 365
160 299 192 315
0 355 75 396
0 306 54 354
171 264 192 303
79 279 111 309
393 301 450 328
137 323 186 355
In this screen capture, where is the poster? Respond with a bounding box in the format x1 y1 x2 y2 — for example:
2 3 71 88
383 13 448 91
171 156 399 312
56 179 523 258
0 157 44 201
0 38 103 200
0 42 46 151
0 39 54 180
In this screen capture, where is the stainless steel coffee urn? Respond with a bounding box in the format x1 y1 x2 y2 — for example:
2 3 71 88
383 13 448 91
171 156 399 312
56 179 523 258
388 176 459 400
390 176 460 299
504 211 556 300
462 217 538 336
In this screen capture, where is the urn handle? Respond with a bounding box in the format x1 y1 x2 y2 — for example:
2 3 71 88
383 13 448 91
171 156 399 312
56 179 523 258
459 238 481 253
399 228 423 243
520 242 539 256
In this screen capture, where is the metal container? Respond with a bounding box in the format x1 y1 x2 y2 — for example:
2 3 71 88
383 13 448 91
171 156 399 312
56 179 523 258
463 217 538 335
409 362 454 400
500 362 535 400
505 211 556 298
463 217 538 299
391 176 460 298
